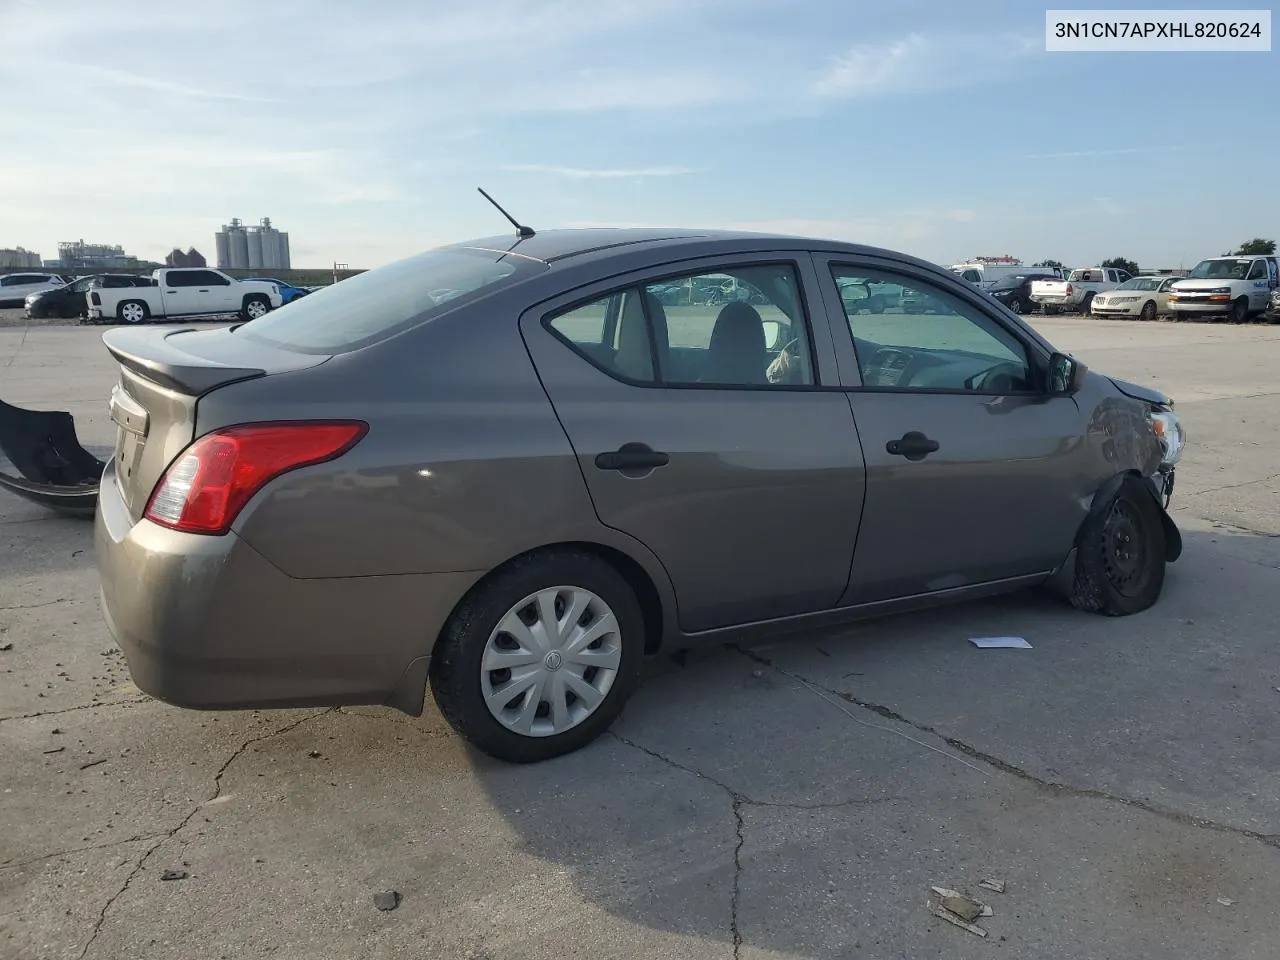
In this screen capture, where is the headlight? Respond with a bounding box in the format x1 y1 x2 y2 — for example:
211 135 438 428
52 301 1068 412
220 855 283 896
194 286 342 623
1149 409 1185 466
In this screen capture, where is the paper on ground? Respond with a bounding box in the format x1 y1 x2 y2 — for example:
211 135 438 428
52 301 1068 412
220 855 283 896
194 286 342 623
969 636 1032 649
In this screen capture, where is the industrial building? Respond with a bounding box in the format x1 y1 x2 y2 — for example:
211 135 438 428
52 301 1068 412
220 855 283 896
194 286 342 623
56 240 146 270
215 217 291 270
0 247 44 268
165 247 208 268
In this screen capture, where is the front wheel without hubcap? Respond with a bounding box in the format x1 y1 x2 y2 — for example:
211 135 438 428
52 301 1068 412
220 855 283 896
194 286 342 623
1069 481 1167 616
430 551 644 762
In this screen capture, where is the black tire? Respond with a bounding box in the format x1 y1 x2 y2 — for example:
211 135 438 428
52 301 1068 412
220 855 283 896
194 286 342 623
1079 293 1095 316
241 294 271 321
1139 300 1157 322
1069 480 1167 616
1008 298 1025 314
1042 304 1059 315
117 299 150 324
429 549 646 763
1229 297 1249 324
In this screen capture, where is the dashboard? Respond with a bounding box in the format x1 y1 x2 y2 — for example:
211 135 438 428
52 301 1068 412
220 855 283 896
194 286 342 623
858 341 1034 393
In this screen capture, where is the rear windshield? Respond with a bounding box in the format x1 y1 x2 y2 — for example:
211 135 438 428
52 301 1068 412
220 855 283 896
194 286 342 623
235 246 546 354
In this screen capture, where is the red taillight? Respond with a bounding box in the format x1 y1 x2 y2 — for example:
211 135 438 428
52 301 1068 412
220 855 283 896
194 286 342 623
1065 283 1073 295
144 421 367 535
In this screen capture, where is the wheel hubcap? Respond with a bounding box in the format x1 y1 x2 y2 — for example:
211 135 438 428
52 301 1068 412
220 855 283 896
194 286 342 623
481 586 622 738
122 304 143 322
247 301 267 318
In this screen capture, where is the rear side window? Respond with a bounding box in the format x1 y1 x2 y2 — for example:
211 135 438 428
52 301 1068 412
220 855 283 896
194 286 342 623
236 247 546 355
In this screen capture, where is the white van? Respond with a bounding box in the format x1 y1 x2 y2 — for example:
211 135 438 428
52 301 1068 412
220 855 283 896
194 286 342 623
1168 255 1280 323
949 262 1061 290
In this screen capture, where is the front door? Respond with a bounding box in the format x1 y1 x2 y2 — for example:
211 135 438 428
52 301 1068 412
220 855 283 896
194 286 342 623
521 255 865 633
817 257 1091 606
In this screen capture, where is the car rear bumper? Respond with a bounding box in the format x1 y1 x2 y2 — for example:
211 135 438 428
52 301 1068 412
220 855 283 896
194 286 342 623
94 460 482 715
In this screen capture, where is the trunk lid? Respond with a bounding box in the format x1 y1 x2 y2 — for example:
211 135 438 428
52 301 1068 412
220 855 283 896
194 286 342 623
103 324 329 521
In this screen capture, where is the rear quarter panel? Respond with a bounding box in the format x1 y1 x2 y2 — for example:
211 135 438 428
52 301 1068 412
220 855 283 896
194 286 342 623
194 288 680 625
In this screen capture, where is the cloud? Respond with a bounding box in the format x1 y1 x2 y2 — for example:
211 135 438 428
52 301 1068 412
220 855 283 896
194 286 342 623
65 64 279 102
1022 145 1195 160
813 31 1041 98
499 164 699 179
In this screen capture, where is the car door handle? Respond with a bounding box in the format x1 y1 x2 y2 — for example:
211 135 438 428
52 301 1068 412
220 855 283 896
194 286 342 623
595 443 670 472
885 431 939 461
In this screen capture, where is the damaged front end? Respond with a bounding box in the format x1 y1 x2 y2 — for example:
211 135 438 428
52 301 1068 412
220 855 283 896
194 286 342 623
0 399 107 516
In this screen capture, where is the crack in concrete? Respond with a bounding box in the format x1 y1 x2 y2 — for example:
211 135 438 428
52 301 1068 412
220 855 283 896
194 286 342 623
75 709 332 960
0 833 169 872
736 647 1280 851
0 597 82 611
0 697 150 724
611 731 904 959
1181 472 1280 498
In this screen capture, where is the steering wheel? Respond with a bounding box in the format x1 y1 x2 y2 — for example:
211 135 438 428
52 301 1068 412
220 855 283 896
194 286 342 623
964 362 1023 393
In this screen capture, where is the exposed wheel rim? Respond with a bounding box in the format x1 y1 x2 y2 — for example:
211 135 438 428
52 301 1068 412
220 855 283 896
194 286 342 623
1141 302 1156 321
245 300 269 318
1102 498 1152 598
120 303 145 323
480 586 622 738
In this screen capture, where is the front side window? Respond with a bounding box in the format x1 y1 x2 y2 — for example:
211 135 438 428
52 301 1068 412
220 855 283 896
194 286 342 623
832 265 1034 394
545 263 816 388
1247 259 1266 280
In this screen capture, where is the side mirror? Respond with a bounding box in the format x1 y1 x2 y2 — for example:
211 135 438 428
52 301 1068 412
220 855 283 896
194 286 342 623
761 320 790 352
1047 351 1088 395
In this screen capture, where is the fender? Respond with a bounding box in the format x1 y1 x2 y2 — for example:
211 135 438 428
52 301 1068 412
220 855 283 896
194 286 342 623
1078 472 1181 563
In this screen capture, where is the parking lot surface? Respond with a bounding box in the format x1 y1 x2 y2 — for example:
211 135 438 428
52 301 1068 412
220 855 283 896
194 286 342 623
2 314 1279 960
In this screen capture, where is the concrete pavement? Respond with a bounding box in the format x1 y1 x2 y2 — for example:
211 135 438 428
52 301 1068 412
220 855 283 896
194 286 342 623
2 317 1278 959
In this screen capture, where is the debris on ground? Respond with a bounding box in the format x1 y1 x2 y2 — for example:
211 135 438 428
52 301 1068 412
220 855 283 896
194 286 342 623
80 758 108 770
308 750 323 759
0 641 12 652
928 886 992 937
160 869 188 881
373 891 401 911
42 747 65 755
1217 897 1236 906
969 636 1032 649
979 878 1007 894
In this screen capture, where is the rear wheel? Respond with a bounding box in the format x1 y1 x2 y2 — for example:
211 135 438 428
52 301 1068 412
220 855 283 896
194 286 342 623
429 549 645 763
1069 480 1167 616
241 295 271 320
1139 300 1157 322
117 300 150 324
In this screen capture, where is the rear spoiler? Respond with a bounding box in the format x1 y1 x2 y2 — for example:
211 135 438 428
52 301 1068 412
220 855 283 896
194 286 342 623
102 326 266 396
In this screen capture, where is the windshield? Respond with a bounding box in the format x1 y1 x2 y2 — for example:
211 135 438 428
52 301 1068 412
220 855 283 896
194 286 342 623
1187 258 1253 280
1117 278 1161 291
65 277 96 293
235 246 546 354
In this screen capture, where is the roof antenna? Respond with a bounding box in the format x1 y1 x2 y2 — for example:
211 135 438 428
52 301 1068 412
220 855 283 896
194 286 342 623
477 187 535 238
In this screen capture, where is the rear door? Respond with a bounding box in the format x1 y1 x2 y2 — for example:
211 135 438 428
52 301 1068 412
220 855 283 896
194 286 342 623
814 254 1091 605
520 252 866 633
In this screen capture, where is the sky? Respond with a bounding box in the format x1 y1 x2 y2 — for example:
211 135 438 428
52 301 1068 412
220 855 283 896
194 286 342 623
1 0 1276 270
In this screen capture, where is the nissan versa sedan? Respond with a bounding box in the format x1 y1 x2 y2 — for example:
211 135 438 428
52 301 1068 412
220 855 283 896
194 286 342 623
95 228 1187 763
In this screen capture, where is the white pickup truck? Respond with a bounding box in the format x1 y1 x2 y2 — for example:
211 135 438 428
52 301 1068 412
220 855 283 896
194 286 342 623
1167 254 1280 323
1030 267 1132 315
87 268 282 324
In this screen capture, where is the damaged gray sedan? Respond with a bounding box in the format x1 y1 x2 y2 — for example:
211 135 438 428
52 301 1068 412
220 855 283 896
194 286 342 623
92 228 1186 763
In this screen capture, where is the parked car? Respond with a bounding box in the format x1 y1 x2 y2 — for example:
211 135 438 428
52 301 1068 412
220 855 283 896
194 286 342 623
1167 255 1280 323
986 273 1061 314
1266 288 1280 322
1030 267 1133 315
0 273 65 308
242 277 311 305
950 262 1061 290
25 274 154 320
87 267 282 324
1090 276 1181 321
95 228 1186 764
